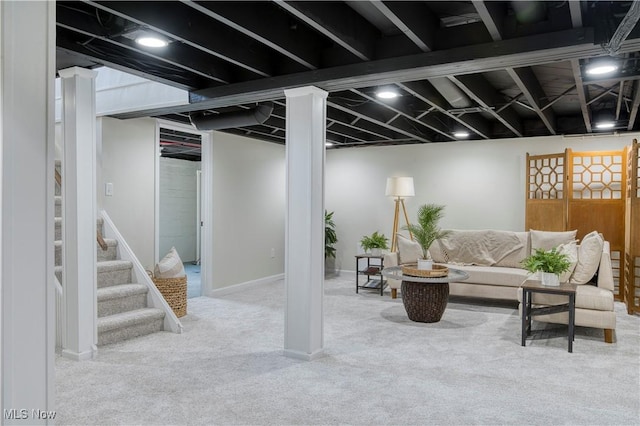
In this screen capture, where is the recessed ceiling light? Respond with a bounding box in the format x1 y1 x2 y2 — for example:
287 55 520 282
135 36 168 48
376 90 398 99
453 131 470 138
585 63 618 75
595 121 615 129
325 142 334 147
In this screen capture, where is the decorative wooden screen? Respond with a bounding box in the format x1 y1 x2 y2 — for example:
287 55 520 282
525 149 627 301
625 140 639 314
567 149 626 300
525 152 566 231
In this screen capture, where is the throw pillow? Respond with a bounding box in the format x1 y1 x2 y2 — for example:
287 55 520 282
396 234 423 265
154 247 186 278
428 239 447 263
556 240 578 283
570 231 604 285
530 229 577 252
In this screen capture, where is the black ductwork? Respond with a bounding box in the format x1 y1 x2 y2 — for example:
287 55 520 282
189 103 273 131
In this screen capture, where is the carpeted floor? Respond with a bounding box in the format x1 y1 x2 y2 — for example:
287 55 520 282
55 275 640 425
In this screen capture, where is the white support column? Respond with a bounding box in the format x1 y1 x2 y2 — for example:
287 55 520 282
58 67 98 361
283 86 327 360
1 1 56 422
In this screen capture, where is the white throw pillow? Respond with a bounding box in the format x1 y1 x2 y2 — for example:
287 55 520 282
530 229 577 252
396 234 423 265
556 240 578 283
571 231 604 285
154 247 186 278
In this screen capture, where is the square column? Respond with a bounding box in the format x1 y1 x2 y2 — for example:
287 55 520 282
58 67 98 361
1 1 56 421
283 86 328 360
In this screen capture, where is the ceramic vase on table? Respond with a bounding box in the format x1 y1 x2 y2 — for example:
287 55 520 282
417 258 433 270
541 271 560 286
371 248 382 256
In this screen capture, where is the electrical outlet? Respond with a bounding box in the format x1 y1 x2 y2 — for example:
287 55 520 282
270 248 275 258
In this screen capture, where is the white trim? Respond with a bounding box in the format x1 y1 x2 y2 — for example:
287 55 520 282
283 348 325 361
207 273 284 297
154 121 160 264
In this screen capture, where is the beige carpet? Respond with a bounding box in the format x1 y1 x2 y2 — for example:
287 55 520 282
55 275 640 425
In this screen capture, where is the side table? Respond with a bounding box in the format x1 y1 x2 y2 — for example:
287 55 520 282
355 254 386 296
521 279 577 353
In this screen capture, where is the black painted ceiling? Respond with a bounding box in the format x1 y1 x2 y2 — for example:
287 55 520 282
57 1 640 155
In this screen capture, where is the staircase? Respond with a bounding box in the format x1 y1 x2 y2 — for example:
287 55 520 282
54 163 166 347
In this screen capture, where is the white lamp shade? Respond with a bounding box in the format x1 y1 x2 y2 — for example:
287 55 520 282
385 177 415 197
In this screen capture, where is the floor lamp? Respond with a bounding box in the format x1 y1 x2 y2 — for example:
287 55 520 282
386 177 415 252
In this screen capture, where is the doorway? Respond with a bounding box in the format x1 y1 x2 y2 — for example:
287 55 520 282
157 124 205 298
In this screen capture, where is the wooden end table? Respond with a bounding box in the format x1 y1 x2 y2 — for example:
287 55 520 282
521 279 577 353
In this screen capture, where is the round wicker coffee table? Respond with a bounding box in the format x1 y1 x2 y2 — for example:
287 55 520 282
382 266 469 323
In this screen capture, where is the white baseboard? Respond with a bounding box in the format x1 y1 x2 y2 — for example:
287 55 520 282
207 273 284 297
61 345 97 361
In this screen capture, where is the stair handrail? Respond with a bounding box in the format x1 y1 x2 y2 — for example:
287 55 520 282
99 210 183 334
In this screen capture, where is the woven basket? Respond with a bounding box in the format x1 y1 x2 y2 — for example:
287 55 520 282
152 275 187 318
402 263 449 278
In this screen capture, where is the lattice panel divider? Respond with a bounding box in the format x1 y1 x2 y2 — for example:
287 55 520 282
567 149 626 300
625 140 640 314
525 152 566 232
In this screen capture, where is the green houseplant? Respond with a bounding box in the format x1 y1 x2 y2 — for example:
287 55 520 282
360 231 389 255
521 248 571 286
403 204 451 269
325 210 338 259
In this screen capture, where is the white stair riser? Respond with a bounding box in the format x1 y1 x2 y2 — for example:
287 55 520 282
98 293 147 317
98 268 132 288
98 317 163 346
54 241 118 266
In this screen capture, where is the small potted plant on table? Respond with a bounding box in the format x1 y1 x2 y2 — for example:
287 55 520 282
360 231 389 256
404 204 450 270
521 248 571 286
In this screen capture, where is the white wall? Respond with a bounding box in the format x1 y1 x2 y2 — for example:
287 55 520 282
211 131 286 289
326 133 638 271
100 117 157 270
159 157 201 262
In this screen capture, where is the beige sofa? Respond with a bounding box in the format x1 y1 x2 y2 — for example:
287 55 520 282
383 229 616 343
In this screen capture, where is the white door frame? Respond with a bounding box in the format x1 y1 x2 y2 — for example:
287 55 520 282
155 119 213 297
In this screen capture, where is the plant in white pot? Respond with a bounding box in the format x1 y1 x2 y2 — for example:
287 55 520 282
403 204 451 270
360 231 389 256
521 248 572 286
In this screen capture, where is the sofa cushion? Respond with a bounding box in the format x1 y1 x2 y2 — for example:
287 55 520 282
495 232 530 268
517 284 613 311
442 264 530 287
530 229 577 252
571 231 604 285
397 234 423 265
429 240 447 263
557 240 579 283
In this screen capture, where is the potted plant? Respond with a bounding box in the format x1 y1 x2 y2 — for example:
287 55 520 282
403 204 451 270
325 210 338 259
521 248 571 286
360 231 389 256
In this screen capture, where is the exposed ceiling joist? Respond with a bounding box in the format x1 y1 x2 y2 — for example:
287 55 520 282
571 59 592 132
506 67 556 135
472 0 505 42
274 1 376 61
370 1 438 52
183 0 320 70
627 80 640 131
86 0 274 77
449 74 523 137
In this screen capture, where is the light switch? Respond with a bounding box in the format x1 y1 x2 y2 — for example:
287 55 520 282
105 182 113 196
